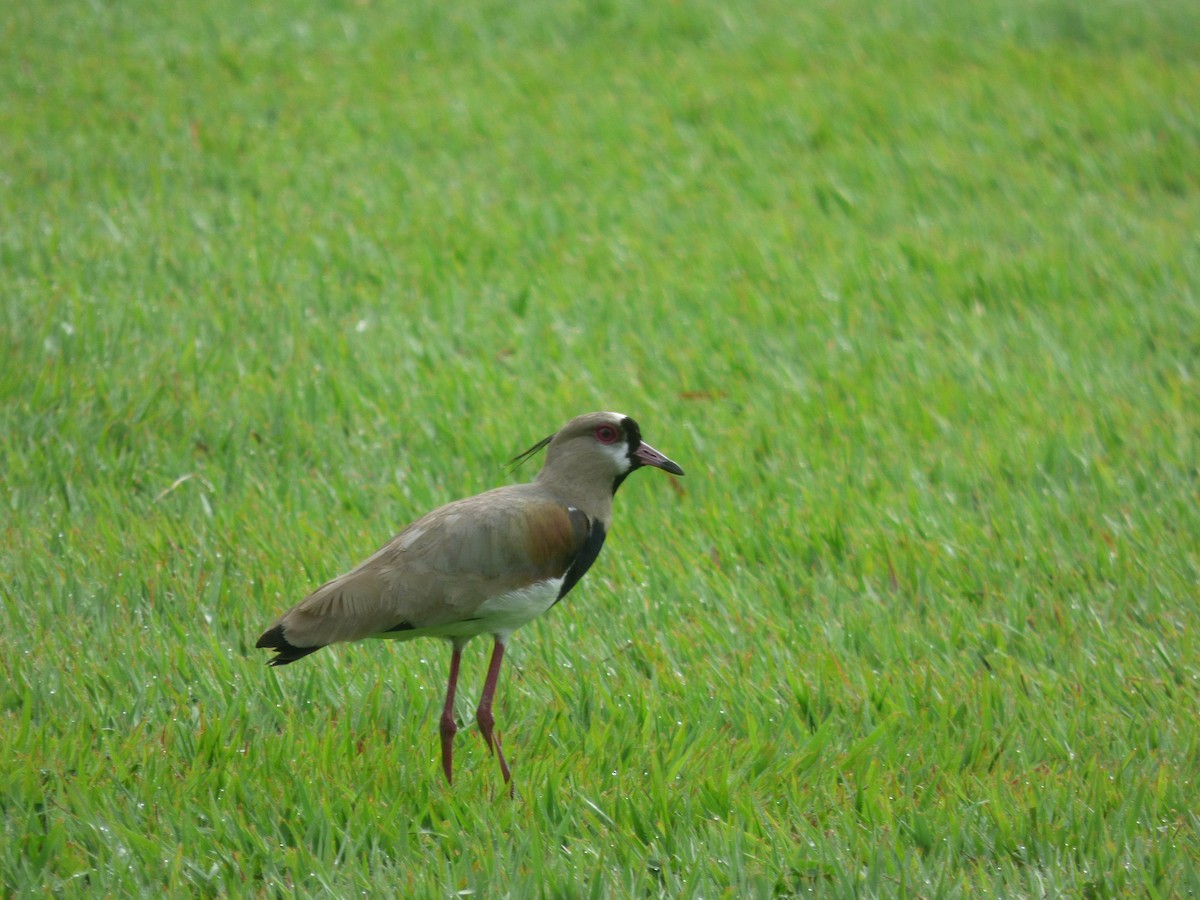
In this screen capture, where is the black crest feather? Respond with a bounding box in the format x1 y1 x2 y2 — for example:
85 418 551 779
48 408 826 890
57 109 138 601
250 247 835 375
507 433 553 471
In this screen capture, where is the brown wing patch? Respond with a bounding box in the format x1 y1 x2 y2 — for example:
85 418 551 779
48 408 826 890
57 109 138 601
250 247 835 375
522 504 589 577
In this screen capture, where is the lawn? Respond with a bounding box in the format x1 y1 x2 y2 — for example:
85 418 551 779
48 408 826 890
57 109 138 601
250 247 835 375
3 0 1199 894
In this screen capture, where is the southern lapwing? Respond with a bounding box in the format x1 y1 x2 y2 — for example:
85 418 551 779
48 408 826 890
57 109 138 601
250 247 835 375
256 412 683 786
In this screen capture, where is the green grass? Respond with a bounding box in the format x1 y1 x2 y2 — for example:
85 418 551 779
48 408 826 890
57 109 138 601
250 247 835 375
3 0 1199 894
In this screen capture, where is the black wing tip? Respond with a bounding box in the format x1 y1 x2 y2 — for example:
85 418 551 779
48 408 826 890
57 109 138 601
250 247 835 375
256 624 324 666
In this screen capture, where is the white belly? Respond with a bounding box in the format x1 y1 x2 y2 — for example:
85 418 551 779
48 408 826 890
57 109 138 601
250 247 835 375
370 578 564 646
472 578 562 640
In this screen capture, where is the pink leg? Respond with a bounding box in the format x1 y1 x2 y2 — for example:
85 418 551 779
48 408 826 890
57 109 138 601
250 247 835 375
439 643 464 785
476 638 512 784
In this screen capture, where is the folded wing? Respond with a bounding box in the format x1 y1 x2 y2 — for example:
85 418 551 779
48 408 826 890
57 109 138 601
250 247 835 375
257 487 594 661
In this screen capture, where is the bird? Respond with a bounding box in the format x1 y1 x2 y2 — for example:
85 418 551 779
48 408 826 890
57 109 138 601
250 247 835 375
255 411 684 787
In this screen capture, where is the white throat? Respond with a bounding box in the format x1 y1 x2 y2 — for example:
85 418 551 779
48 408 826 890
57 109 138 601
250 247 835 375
601 441 633 474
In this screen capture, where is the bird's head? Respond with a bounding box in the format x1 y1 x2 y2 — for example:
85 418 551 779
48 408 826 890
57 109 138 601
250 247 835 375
514 411 684 495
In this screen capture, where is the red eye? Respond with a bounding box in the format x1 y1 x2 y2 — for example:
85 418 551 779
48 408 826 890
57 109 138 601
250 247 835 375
594 425 619 444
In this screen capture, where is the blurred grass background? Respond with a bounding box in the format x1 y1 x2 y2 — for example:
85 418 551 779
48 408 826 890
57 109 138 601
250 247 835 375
3 0 1199 894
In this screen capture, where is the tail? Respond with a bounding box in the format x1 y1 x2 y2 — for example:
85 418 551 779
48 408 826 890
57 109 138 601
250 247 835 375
255 624 325 666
